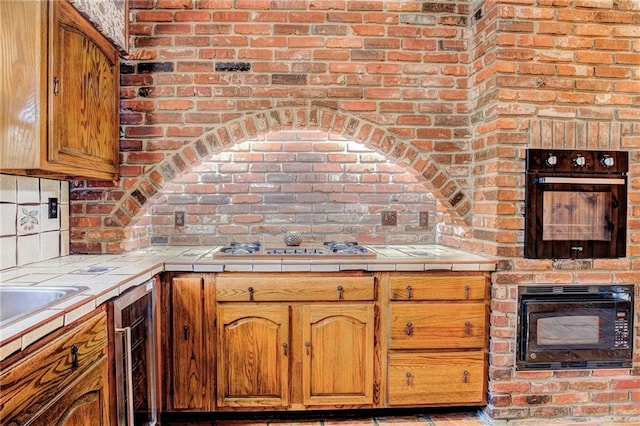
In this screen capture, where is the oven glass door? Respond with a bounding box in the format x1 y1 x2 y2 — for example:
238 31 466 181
526 178 626 259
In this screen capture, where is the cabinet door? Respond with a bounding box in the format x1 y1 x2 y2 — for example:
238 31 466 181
217 304 290 408
49 0 119 179
31 359 110 426
302 304 374 406
170 276 213 411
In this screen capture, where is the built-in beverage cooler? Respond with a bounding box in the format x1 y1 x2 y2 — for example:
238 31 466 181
110 277 158 426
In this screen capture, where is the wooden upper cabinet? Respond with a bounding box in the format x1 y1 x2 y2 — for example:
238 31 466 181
0 0 119 181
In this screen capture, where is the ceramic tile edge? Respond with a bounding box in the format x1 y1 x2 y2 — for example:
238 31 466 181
0 337 22 361
21 315 65 349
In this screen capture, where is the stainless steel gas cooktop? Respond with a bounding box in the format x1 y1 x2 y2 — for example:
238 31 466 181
216 241 374 257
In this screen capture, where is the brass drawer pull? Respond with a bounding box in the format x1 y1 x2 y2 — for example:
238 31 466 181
463 370 469 383
183 325 189 340
405 322 413 336
406 372 412 385
465 285 470 299
337 285 343 300
464 321 471 336
282 342 288 357
305 341 311 356
248 286 254 301
406 285 412 299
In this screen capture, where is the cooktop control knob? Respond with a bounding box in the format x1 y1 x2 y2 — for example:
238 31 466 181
545 154 557 167
600 155 615 168
573 154 586 167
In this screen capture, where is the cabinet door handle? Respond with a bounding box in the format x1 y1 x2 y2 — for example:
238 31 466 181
248 286 254 301
337 285 343 300
282 342 288 357
464 321 471 336
183 325 190 340
405 322 413 336
53 77 59 95
462 370 469 384
70 344 79 371
464 285 470 300
406 285 412 299
405 372 412 386
305 341 311 356
115 327 135 426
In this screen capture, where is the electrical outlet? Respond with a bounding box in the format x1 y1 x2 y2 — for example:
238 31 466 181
48 198 58 219
381 210 397 226
175 211 185 227
419 211 429 228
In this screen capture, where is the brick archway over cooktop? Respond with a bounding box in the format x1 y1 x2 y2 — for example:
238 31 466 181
71 107 472 254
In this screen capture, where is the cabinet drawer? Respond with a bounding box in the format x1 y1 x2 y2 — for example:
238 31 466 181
216 274 374 302
388 352 486 406
389 303 487 349
0 311 107 423
389 275 487 301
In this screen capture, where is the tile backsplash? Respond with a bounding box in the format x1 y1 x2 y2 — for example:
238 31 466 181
0 175 69 270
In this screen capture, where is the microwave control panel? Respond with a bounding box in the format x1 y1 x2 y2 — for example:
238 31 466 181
614 311 630 348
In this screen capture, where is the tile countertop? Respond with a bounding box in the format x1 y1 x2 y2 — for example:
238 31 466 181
0 244 495 361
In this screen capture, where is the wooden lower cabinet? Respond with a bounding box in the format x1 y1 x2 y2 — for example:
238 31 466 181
216 302 375 409
0 310 109 425
162 271 490 414
302 304 374 406
387 352 486 406
217 303 290 408
164 274 215 412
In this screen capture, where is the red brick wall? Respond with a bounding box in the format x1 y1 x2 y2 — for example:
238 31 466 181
68 0 640 421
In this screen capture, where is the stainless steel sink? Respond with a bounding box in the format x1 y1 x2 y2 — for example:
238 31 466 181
0 286 88 328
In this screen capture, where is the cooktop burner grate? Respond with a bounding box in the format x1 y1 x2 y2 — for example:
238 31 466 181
217 241 372 256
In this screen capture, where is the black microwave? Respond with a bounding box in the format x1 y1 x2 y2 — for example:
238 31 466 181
517 285 634 370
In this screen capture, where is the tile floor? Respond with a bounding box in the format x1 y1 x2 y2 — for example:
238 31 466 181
164 412 484 425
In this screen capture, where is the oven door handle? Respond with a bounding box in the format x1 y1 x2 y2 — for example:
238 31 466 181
116 326 135 426
534 177 626 185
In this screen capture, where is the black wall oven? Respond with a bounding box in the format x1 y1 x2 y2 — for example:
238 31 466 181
517 285 634 370
525 149 628 259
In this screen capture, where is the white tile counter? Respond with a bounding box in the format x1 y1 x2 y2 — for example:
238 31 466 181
0 245 495 360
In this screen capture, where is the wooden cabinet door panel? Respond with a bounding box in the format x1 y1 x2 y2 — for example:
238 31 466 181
302 304 374 406
389 303 487 349
31 359 109 426
217 304 290 408
0 312 107 424
171 277 207 410
50 0 118 177
388 352 486 406
389 275 487 301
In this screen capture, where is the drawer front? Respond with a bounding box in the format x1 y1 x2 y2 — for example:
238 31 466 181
388 352 486 406
389 303 487 349
216 274 374 302
0 311 107 424
389 275 487 301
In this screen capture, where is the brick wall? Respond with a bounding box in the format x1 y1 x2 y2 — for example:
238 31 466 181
68 0 640 422
146 129 438 246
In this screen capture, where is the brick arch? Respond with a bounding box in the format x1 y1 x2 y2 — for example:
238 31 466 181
71 107 471 254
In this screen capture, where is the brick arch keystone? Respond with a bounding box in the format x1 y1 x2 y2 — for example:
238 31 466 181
73 107 472 254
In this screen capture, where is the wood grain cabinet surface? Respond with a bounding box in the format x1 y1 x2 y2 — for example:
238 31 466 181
383 273 490 407
161 271 490 414
0 311 110 425
0 0 119 180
